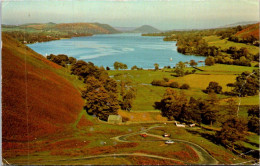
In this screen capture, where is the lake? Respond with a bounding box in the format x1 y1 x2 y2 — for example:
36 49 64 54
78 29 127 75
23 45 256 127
27 33 205 69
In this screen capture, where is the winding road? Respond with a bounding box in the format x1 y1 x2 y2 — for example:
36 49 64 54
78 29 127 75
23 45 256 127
111 125 219 165
10 125 219 165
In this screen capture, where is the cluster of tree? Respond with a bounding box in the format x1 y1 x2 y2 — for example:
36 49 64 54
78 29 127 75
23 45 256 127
151 79 190 90
204 46 256 67
216 25 243 39
231 69 259 97
155 89 255 150
203 82 222 94
229 35 259 46
47 54 76 67
131 65 143 70
215 115 248 150
114 62 128 70
155 89 220 126
4 31 92 44
78 65 120 120
151 25 257 67
173 61 196 76
66 60 121 120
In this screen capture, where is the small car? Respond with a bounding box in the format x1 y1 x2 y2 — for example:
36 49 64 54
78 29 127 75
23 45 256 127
140 134 148 138
163 133 170 137
165 140 175 144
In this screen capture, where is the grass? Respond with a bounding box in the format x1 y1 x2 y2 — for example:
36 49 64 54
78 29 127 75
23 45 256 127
204 35 259 55
108 64 258 113
197 64 258 75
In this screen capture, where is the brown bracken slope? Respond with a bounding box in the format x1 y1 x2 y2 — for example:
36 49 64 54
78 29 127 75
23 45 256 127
235 23 260 40
2 34 84 144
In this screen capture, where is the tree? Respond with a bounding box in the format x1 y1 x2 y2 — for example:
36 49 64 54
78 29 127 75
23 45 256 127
119 80 136 111
131 65 138 70
114 61 120 70
82 77 119 121
215 116 248 149
189 60 198 67
180 84 190 89
68 57 77 65
205 56 215 66
204 81 222 94
169 82 179 88
71 60 101 82
174 61 185 77
247 106 260 135
201 92 219 126
154 63 159 71
233 70 259 96
84 86 119 121
156 89 188 121
114 61 128 70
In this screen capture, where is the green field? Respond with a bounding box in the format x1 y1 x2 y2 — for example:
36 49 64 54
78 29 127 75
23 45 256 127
204 35 259 55
108 64 258 112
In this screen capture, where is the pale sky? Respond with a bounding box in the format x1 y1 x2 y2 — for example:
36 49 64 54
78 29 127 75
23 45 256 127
1 0 259 30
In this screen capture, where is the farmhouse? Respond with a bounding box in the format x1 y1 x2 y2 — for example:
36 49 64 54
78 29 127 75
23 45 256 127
108 115 122 124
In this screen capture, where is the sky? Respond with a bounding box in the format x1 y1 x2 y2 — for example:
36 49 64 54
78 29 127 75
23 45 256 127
1 0 259 30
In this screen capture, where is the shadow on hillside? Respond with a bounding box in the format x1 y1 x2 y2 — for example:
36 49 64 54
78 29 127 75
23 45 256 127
186 129 217 144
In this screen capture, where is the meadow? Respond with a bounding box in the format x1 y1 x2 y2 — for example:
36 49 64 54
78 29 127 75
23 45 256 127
108 64 258 115
204 35 259 55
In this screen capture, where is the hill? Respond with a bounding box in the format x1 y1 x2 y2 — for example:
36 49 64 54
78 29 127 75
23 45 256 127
220 21 258 28
2 22 121 34
131 25 161 33
54 23 121 34
2 34 85 147
235 23 259 40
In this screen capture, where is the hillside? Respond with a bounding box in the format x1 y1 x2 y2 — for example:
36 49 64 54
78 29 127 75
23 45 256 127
131 25 161 33
2 22 121 34
235 23 259 39
2 34 85 150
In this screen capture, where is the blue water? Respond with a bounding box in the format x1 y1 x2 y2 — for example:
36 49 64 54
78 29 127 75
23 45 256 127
27 33 205 69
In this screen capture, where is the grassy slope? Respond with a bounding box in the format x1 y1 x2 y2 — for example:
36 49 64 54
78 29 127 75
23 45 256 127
235 23 259 40
204 35 259 55
2 34 85 156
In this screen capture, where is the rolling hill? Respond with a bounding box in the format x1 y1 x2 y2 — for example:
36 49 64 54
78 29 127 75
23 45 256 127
2 22 121 34
2 34 86 155
235 23 259 39
131 25 161 33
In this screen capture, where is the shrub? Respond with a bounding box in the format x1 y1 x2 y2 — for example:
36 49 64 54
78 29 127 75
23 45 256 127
163 77 169 82
151 80 167 86
169 82 179 88
205 81 222 94
180 84 190 89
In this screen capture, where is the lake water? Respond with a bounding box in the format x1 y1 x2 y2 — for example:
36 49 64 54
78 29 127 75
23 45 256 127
27 33 205 69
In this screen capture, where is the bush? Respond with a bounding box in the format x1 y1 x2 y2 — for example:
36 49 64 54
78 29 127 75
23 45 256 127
151 80 167 86
205 82 222 94
180 84 190 89
169 82 179 88
163 77 169 82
